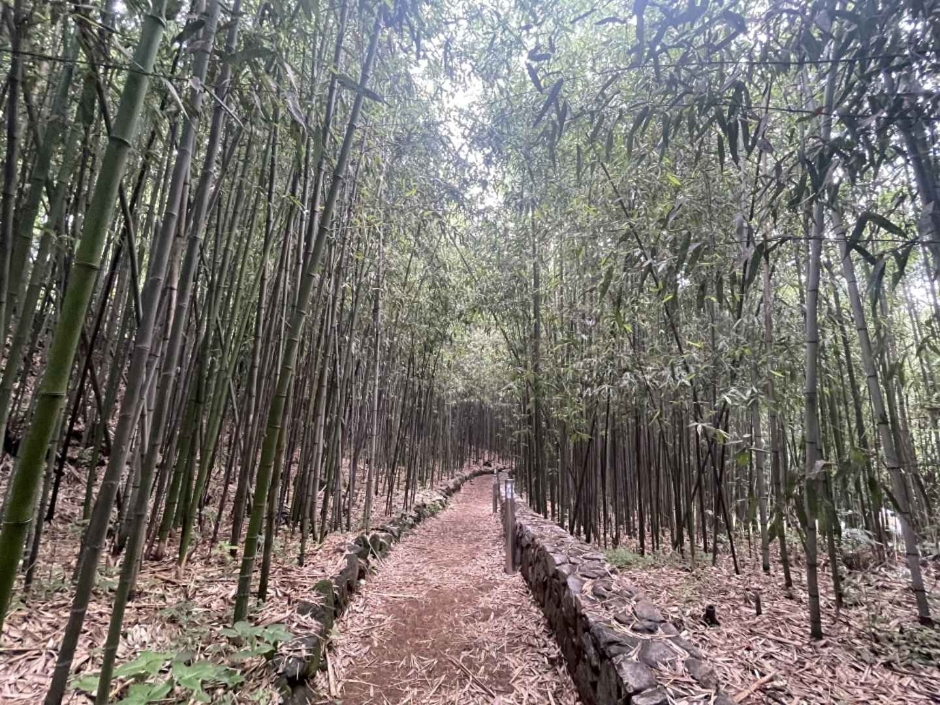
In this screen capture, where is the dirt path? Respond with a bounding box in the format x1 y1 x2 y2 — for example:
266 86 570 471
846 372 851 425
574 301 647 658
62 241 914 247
329 476 579 704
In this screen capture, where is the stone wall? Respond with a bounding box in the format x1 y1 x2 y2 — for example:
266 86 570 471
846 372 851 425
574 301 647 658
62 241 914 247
277 465 490 703
497 472 734 705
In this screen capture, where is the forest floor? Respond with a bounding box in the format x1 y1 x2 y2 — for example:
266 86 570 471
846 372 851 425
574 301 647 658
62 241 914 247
0 456 447 703
328 476 579 704
604 534 940 703
4 455 940 705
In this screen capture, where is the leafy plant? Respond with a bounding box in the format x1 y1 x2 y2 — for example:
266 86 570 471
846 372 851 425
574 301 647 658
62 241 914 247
212 541 236 560
172 660 243 702
221 621 293 659
158 600 194 623
114 651 174 680
117 679 173 705
71 651 243 703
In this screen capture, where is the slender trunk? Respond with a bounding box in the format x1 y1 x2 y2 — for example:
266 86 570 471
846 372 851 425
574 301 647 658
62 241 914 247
233 9 384 622
0 0 24 343
45 4 216 699
362 229 385 532
0 0 166 638
834 211 932 625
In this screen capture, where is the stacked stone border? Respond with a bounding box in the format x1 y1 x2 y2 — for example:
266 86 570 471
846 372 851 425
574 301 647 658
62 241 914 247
275 465 491 703
497 471 734 705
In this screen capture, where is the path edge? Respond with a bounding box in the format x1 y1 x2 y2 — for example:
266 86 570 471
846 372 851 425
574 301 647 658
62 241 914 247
275 464 491 703
497 471 735 705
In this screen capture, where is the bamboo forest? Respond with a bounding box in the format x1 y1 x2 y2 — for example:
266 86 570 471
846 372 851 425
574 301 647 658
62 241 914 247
0 0 939 702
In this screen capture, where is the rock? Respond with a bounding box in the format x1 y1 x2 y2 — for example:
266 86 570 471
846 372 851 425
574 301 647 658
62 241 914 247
275 633 323 683
614 611 632 625
297 579 340 626
579 564 608 579
660 622 679 636
590 621 638 657
591 580 613 600
367 532 390 555
670 636 704 659
597 661 622 703
566 575 586 594
284 683 319 704
639 640 679 668
378 524 399 539
573 662 596 705
685 657 718 689
335 552 360 607
617 582 637 597
613 656 657 694
632 686 669 705
350 536 370 560
631 620 659 634
295 599 324 620
712 693 736 705
634 600 665 623
581 631 599 668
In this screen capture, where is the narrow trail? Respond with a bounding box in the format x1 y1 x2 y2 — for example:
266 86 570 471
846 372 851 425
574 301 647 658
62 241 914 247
330 476 579 704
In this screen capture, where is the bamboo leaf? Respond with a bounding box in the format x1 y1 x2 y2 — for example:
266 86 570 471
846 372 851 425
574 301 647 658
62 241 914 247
224 45 275 65
866 212 905 237
599 264 615 299
589 113 605 144
891 242 914 290
161 77 189 119
172 18 204 46
744 241 765 291
675 230 692 272
526 63 543 92
284 90 307 131
334 72 387 103
628 106 650 153
533 78 564 127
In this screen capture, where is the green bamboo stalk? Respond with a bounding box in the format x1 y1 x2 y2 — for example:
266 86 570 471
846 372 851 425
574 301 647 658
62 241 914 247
44 2 218 699
153 379 200 557
6 35 76 332
0 0 166 638
171 0 242 568
230 125 279 553
0 67 86 442
0 0 24 344
233 8 384 622
362 228 383 530
834 211 932 625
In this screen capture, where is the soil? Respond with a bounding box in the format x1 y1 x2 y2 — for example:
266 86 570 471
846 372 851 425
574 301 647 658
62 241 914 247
330 476 579 704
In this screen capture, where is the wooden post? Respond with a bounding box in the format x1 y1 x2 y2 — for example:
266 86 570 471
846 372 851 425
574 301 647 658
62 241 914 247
492 468 498 513
505 478 516 574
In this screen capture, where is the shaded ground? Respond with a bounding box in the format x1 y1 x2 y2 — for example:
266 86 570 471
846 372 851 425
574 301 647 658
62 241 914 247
330 476 579 704
0 457 436 703
605 537 940 703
